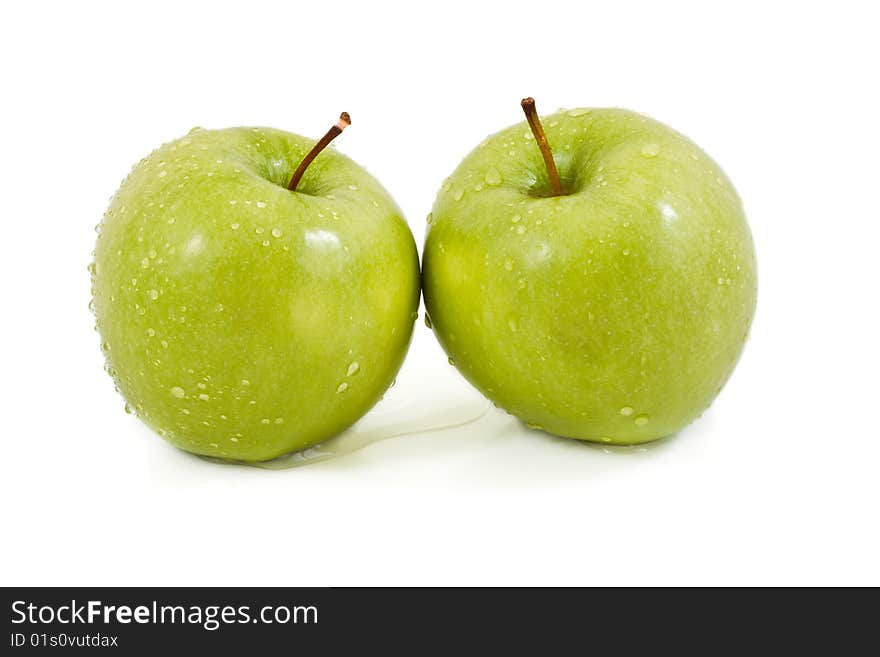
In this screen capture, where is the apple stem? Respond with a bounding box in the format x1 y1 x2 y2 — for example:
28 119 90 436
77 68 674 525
521 98 564 196
287 112 352 191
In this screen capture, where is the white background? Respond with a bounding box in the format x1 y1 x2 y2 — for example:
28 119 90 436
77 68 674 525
2 1 878 586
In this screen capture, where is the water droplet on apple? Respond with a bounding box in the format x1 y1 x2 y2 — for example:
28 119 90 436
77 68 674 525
261 418 270 424
484 168 503 186
447 356 455 366
620 406 634 416
158 170 167 178
453 189 464 201
641 143 661 158
230 222 240 230
170 386 185 399
426 213 433 225
347 362 360 376
198 393 210 401
566 108 591 117
336 382 349 393
511 214 522 223
634 415 649 426
525 423 544 430
507 314 519 332
255 227 264 235
515 225 526 235
424 314 433 329
123 403 133 415
188 126 204 134
256 201 267 209
504 258 514 271
140 258 150 269
148 289 159 300
347 184 358 191
271 228 283 238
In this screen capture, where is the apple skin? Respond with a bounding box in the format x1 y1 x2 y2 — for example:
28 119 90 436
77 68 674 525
92 127 420 461
423 108 757 444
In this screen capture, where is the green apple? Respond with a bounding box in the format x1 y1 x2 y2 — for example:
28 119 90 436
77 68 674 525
91 121 420 461
423 102 757 444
